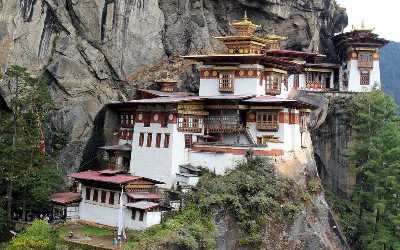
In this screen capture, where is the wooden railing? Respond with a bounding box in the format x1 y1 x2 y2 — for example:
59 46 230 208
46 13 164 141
177 127 203 133
219 81 234 92
205 116 244 133
266 87 281 95
358 60 373 68
256 121 279 131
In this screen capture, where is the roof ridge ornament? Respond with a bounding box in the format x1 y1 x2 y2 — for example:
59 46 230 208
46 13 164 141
351 20 374 32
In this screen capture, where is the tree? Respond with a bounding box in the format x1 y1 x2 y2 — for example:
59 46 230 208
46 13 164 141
0 65 62 221
346 91 400 249
7 220 56 250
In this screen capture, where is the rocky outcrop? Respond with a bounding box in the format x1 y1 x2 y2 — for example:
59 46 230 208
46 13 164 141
295 91 354 196
0 0 347 173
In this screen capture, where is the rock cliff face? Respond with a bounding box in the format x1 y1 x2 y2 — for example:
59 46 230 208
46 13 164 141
0 0 347 173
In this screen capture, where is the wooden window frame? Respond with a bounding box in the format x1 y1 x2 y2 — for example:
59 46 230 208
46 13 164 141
178 115 203 133
265 72 281 95
109 192 115 205
256 112 279 131
360 70 370 85
160 113 168 128
139 133 144 147
156 133 162 148
139 210 145 221
218 71 234 93
358 52 373 68
101 190 107 203
185 134 193 148
92 189 98 202
146 133 152 147
85 188 91 200
164 134 170 148
143 113 151 127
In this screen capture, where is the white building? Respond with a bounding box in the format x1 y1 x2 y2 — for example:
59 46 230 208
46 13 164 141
101 15 317 188
62 170 163 230
333 26 388 92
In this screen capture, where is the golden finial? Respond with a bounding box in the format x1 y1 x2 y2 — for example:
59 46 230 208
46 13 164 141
244 11 248 20
352 20 374 32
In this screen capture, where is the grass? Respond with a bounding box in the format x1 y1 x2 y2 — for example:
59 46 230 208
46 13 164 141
57 224 114 238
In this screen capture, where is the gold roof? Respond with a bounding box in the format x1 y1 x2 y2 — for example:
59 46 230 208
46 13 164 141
229 12 261 36
230 12 261 30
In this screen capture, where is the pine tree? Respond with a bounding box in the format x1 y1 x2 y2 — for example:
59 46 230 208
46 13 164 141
0 65 62 222
346 91 400 249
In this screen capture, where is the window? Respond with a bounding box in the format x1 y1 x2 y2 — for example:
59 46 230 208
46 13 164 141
109 192 115 205
256 112 279 131
164 134 170 148
120 114 134 127
265 73 281 95
85 188 91 200
156 133 161 148
178 115 203 133
146 133 152 147
160 113 168 128
185 134 193 148
358 52 373 68
139 133 144 147
143 113 151 127
293 74 299 89
139 210 144 221
219 72 234 92
132 210 136 220
92 189 98 202
101 191 106 203
360 71 370 85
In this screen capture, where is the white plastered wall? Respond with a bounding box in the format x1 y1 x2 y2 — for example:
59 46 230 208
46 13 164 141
346 59 381 92
79 185 160 230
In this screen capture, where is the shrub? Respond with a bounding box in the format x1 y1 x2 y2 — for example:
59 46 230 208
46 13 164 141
7 220 56 250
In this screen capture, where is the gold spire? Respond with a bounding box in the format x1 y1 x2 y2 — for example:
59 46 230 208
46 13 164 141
351 20 374 32
230 12 261 36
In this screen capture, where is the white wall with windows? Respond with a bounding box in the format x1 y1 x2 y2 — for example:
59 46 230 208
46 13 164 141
79 185 161 229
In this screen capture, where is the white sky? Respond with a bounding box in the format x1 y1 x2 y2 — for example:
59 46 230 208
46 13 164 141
336 0 400 42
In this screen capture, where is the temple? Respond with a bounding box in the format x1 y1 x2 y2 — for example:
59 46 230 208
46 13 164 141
59 15 388 230
333 23 388 92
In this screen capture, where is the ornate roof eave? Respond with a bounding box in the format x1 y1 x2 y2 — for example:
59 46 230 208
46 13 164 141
213 36 269 45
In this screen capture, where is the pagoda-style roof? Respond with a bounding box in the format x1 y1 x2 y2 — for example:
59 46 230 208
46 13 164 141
182 54 303 73
241 96 318 109
333 30 388 50
265 50 326 62
69 170 164 185
229 12 260 36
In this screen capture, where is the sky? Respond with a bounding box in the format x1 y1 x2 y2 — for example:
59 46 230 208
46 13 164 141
336 0 400 42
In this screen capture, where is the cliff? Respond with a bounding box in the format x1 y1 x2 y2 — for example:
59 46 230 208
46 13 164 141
0 0 347 173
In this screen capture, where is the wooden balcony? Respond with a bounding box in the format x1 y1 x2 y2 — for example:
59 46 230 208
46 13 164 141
177 127 203 133
358 60 373 68
219 82 234 93
256 121 279 131
205 116 245 133
266 88 281 95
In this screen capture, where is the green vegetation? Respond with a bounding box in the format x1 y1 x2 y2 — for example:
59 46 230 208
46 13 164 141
58 225 113 238
330 90 400 249
7 220 57 250
125 203 216 250
0 65 62 228
126 158 307 249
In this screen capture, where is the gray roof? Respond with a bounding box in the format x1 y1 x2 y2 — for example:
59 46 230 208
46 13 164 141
125 201 159 210
98 144 132 151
